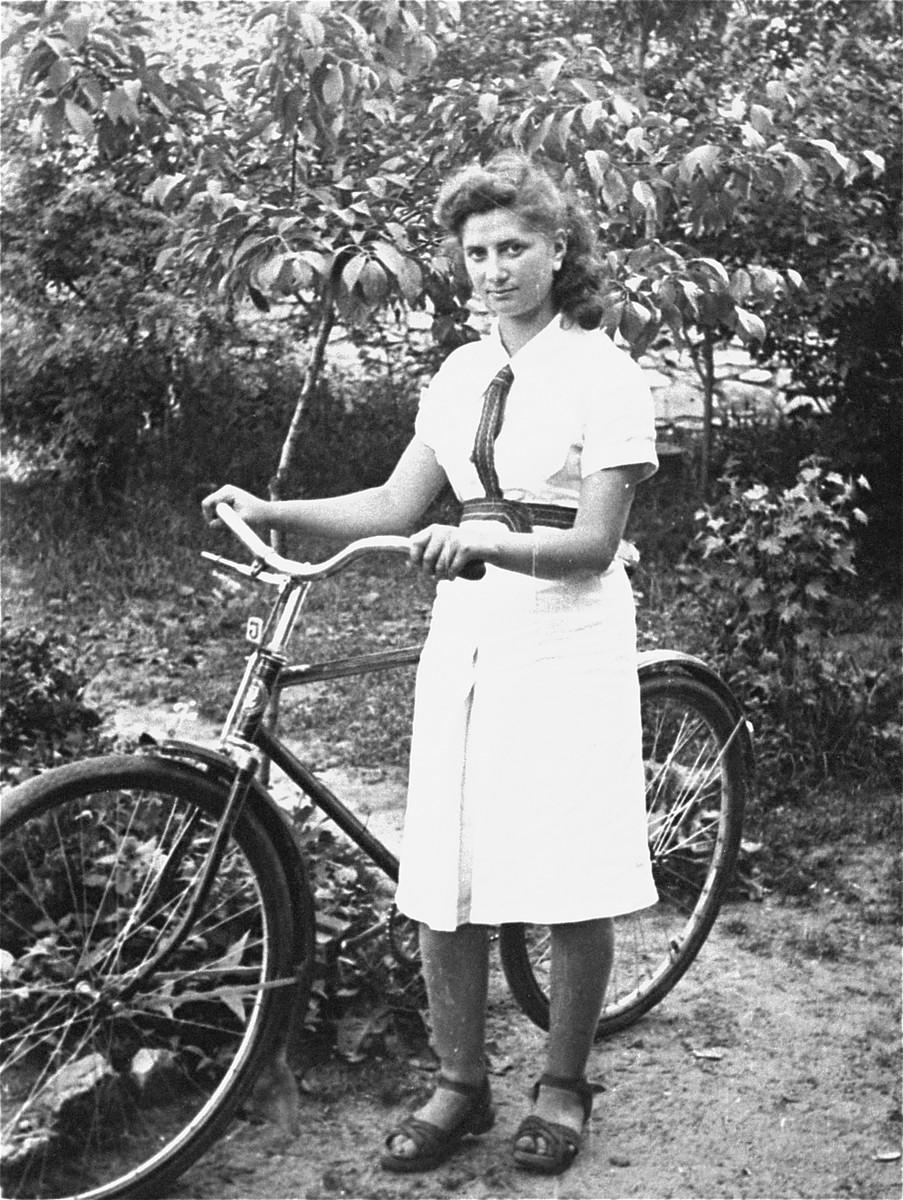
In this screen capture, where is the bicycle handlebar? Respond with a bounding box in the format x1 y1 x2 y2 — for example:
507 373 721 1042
213 502 486 581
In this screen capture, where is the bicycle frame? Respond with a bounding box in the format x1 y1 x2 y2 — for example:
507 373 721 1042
176 509 753 945
194 558 423 891
263 645 421 882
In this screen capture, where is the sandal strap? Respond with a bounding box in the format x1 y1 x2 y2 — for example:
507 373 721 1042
533 1073 594 1122
436 1074 489 1099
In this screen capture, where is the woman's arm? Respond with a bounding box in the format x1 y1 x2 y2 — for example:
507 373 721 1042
202 437 447 541
410 464 644 580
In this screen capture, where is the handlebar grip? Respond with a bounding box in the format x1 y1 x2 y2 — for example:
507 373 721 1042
458 560 486 581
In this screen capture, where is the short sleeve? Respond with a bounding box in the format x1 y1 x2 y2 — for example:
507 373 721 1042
413 343 479 453
581 351 658 481
414 379 442 452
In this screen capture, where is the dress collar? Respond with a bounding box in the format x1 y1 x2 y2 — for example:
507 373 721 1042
487 313 566 374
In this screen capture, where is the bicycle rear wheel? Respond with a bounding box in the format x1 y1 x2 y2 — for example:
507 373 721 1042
499 671 748 1039
0 754 302 1200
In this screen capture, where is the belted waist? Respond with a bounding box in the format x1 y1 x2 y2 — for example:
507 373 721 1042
460 497 577 534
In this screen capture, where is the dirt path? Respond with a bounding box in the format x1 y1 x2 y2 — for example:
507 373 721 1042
101 703 901 1200
168 871 900 1200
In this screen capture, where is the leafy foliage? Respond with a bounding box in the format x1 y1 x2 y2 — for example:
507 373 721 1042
4 0 898 514
676 459 900 798
0 625 106 777
289 815 426 1057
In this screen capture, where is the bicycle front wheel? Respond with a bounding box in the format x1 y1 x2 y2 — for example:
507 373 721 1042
0 754 301 1200
499 671 748 1039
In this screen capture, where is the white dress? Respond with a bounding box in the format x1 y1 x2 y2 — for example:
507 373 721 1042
394 316 660 931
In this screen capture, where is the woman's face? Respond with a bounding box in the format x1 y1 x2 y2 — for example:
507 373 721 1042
460 209 566 334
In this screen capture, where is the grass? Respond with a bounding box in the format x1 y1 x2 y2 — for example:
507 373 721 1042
2 476 435 767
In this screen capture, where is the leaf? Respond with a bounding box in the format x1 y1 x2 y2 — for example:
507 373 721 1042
765 79 788 104
748 104 774 136
215 986 249 1025
689 257 730 287
810 137 850 178
47 56 70 93
601 169 628 210
536 54 564 91
371 241 405 277
395 256 423 301
730 268 752 302
735 308 766 343
632 180 656 212
584 149 610 189
300 11 326 45
741 122 766 151
680 144 720 182
611 94 634 124
621 300 653 347
321 63 343 108
863 150 885 178
64 99 95 141
247 284 270 312
477 92 498 123
581 99 605 133
554 108 577 153
62 14 90 52
341 254 368 292
359 259 387 304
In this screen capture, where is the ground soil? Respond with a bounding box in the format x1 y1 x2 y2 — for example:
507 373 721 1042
104 706 903 1200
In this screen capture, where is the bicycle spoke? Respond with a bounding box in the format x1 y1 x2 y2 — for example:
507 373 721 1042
1 759 302 1200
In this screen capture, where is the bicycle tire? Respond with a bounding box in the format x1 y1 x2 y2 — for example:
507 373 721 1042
0 754 304 1200
499 671 748 1039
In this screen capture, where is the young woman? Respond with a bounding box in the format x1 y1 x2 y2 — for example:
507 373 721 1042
203 152 658 1176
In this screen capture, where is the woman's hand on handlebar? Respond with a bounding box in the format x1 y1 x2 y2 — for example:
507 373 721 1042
409 523 497 581
202 485 272 534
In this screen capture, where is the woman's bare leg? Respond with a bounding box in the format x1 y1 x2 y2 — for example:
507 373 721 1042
387 922 489 1157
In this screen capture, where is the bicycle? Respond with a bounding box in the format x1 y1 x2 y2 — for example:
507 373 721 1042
0 504 753 1200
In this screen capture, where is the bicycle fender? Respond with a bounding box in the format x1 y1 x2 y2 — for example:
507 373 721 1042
638 650 756 784
145 740 315 978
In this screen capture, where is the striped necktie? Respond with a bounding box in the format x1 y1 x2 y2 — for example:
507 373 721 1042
470 363 514 499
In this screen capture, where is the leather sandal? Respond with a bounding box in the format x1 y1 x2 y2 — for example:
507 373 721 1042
380 1075 495 1174
512 1072 594 1176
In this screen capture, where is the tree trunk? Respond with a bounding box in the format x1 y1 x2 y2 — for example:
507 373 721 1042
696 332 716 499
268 287 337 555
259 285 336 782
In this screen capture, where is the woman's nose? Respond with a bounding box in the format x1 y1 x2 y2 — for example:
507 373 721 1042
485 253 507 283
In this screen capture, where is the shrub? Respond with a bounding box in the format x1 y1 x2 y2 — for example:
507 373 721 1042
0 625 107 780
289 813 426 1058
676 458 900 799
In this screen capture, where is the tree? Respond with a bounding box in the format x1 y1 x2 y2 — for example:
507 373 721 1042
3 0 898 517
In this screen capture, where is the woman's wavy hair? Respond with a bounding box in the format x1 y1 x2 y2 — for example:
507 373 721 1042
434 152 606 330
